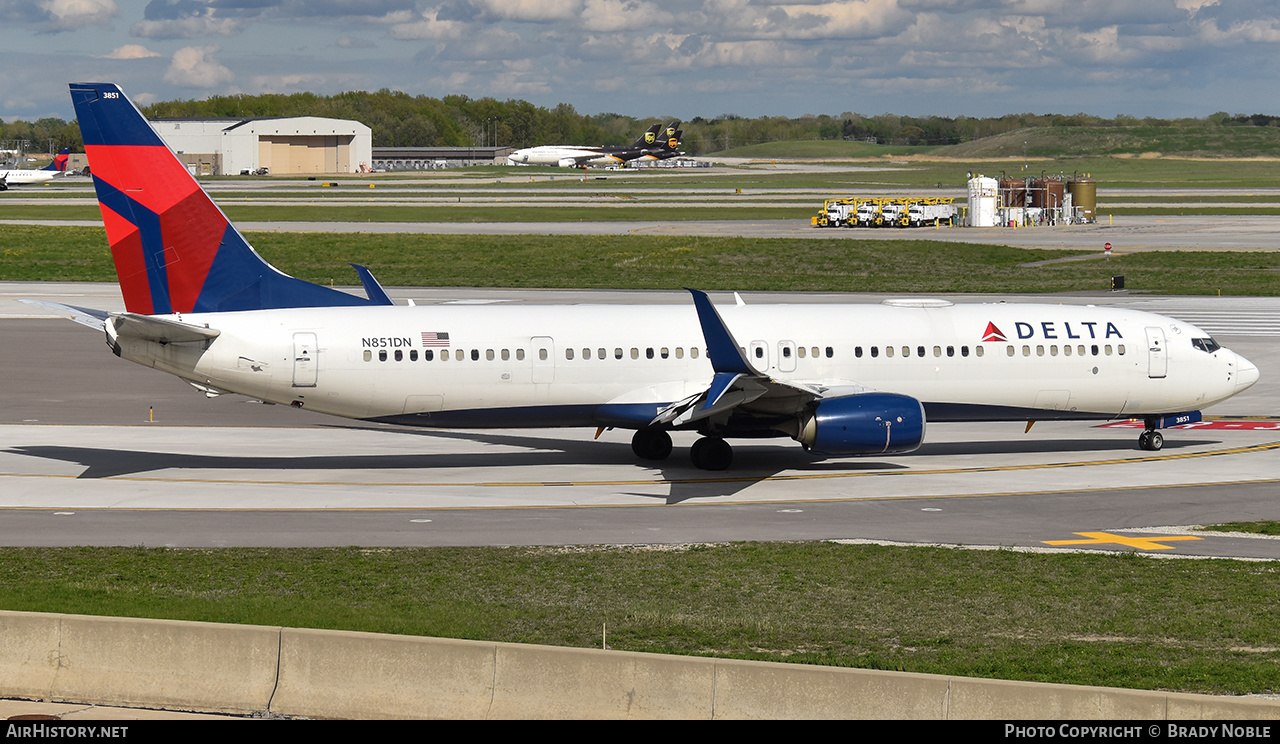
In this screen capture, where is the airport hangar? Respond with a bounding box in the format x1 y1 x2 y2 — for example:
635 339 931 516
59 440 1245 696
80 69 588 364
132 116 375 176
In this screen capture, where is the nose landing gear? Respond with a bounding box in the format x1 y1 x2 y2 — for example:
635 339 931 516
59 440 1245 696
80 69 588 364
1138 425 1164 452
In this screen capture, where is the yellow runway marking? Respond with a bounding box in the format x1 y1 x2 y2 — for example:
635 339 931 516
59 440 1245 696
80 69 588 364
1043 531 1203 551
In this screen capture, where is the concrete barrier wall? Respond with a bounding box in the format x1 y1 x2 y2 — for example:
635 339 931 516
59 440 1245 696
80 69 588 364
2 610 1278 719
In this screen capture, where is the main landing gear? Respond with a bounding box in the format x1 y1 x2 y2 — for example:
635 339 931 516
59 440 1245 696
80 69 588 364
630 428 734 471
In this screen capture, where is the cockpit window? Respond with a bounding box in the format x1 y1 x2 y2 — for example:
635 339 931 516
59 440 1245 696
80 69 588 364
1191 337 1221 353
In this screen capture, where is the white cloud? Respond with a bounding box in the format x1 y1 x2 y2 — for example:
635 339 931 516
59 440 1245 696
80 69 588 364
131 11 246 39
470 0 583 22
163 45 235 88
580 0 673 33
98 44 161 59
38 0 117 31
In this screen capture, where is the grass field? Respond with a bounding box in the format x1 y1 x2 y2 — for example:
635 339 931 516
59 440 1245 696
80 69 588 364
2 544 1277 695
4 225 1279 295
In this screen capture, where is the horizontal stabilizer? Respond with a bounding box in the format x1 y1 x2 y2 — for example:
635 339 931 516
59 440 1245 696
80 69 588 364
19 300 109 331
110 313 221 344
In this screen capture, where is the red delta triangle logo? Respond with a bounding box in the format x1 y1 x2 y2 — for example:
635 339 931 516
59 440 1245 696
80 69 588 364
982 322 1007 342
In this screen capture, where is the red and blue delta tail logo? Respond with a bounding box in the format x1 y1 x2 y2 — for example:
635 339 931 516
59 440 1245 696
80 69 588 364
982 321 1007 342
69 82 382 316
43 148 70 172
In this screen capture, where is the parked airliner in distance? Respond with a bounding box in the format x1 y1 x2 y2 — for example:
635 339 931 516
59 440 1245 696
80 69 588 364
0 148 69 190
507 121 680 167
45 83 1259 471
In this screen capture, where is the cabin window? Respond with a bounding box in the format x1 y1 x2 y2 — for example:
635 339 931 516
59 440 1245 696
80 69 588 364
1105 345 1113 356
1118 344 1126 355
781 346 791 359
582 348 590 360
363 350 372 362
1022 345 1031 357
975 346 984 358
631 348 639 360
539 348 548 361
1077 345 1086 356
379 350 387 362
1050 345 1058 357
615 347 623 360
690 348 699 359
886 346 895 358
410 350 419 361
661 347 669 359
870 346 879 358
854 346 863 358
934 346 942 358
455 350 464 361
902 346 910 358
1091 345 1098 356
565 348 574 360
754 347 763 359
471 349 479 361
798 347 807 359
918 346 926 358
675 348 684 359
501 349 509 361
647 347 654 359
395 349 403 361
960 346 968 358
1060 345 1068 357
1036 345 1044 357
946 346 954 357
1006 345 1014 357
813 347 821 358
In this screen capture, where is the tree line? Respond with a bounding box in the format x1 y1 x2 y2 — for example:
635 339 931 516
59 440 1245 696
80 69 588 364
3 89 1277 159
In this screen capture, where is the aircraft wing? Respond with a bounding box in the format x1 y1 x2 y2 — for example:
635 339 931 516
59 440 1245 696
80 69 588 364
652 289 873 428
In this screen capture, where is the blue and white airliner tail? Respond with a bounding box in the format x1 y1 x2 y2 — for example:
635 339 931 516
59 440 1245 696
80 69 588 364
41 83 1260 470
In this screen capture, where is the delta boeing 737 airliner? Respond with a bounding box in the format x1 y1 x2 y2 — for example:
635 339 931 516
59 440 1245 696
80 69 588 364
41 83 1259 471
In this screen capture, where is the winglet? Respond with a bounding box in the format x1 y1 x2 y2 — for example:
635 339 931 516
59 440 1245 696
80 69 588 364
686 288 759 376
350 264 394 305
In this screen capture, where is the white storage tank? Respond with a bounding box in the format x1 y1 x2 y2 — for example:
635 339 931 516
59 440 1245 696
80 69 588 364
967 175 998 227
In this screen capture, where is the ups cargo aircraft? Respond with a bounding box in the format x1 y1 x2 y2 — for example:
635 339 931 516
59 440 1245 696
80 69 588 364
507 120 680 167
44 83 1259 471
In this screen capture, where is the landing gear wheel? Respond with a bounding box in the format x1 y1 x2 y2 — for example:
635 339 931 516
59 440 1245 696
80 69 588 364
631 428 672 461
1138 430 1164 452
690 436 733 471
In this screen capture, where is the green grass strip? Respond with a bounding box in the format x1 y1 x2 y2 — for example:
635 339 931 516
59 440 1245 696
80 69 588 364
3 226 1279 295
1 544 1277 695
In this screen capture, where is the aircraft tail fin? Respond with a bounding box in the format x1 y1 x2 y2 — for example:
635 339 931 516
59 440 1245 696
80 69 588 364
70 82 376 316
634 123 662 148
42 148 70 172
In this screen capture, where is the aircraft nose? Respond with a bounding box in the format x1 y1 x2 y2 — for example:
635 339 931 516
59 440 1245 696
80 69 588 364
1235 352 1260 392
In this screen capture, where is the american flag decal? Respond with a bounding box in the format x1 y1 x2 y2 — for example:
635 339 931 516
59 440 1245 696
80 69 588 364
421 331 450 347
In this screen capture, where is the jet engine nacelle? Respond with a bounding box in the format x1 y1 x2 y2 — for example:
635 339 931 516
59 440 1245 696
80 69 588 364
796 393 926 456
557 157 583 168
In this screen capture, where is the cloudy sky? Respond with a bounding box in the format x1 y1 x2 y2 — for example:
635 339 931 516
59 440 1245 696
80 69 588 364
3 0 1279 123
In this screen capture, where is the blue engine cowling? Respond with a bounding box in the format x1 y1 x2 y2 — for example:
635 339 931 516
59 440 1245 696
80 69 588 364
796 393 926 456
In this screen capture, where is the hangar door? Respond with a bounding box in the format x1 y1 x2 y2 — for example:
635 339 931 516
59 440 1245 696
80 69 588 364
259 134 353 174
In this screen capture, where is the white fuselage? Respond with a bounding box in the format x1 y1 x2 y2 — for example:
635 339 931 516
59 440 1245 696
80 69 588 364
109 300 1257 433
506 146 624 167
0 168 59 186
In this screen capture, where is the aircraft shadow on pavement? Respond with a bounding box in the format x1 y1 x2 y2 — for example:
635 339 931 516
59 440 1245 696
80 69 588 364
911 437 1219 456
